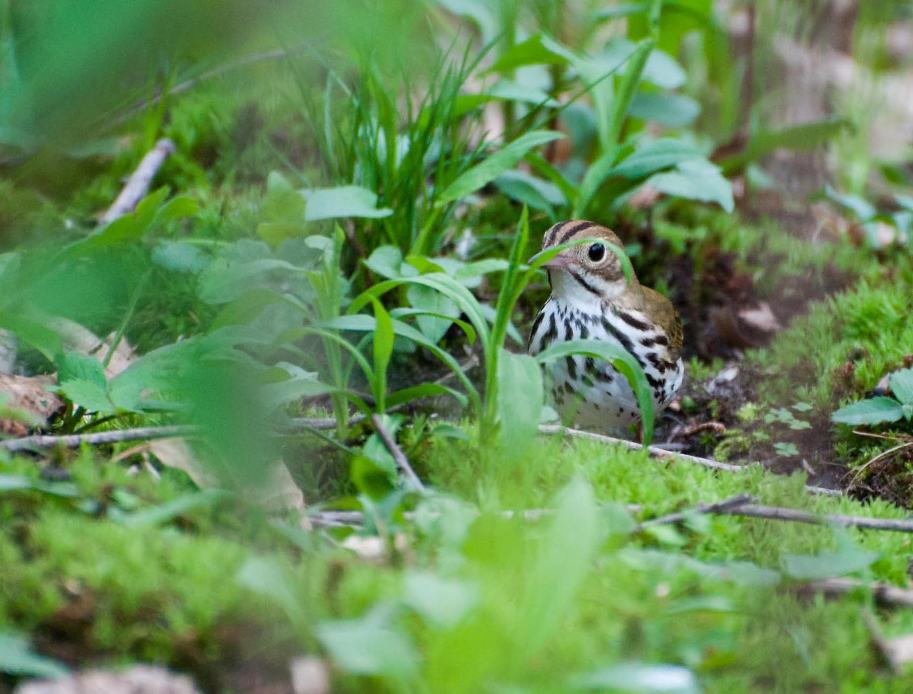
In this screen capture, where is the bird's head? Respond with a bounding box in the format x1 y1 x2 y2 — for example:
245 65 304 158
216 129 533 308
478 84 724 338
538 220 635 306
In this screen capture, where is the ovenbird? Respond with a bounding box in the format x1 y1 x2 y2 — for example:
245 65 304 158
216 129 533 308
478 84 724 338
527 220 684 432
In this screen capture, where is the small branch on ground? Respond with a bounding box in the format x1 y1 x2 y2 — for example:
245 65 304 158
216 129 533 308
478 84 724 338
679 421 727 438
797 578 913 609
723 504 913 533
1 425 196 452
538 424 842 496
371 414 425 492
637 494 754 530
100 139 175 223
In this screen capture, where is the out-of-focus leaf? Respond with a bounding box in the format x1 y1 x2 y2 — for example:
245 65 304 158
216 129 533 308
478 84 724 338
57 378 114 414
517 477 601 655
495 170 567 215
820 184 877 222
407 284 460 344
152 241 209 273
434 0 497 42
0 631 69 678
57 351 106 389
237 556 303 624
782 534 878 581
119 489 229 527
571 662 699 693
486 34 576 73
303 186 392 221
646 158 734 212
365 245 405 279
721 119 848 174
316 606 418 677
629 91 700 127
439 130 564 203
832 397 904 426
613 139 703 179
891 368 913 406
496 349 543 452
403 571 478 628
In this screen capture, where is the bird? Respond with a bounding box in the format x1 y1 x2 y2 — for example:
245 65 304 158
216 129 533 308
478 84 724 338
527 220 684 433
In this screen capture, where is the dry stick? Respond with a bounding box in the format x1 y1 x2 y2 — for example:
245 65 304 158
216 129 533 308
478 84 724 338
370 414 425 492
798 578 913 609
100 139 176 223
539 424 842 497
723 504 913 533
0 426 196 453
636 494 754 530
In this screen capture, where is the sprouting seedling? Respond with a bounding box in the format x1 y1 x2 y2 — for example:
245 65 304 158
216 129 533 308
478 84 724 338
832 367 913 427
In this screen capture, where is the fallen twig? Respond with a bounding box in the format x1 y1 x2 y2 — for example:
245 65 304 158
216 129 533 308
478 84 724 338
100 139 175 223
538 424 842 496
1 425 195 452
371 414 425 492
637 494 754 530
722 504 913 533
798 578 913 609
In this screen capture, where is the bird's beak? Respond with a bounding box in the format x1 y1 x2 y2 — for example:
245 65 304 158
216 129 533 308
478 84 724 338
542 253 573 270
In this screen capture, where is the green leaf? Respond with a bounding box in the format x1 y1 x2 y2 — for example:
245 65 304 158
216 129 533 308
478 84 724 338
646 158 734 212
495 170 567 216
496 350 544 452
58 379 114 414
303 185 392 221
407 283 460 344
535 338 655 445
518 477 601 655
0 631 68 678
388 383 468 410
120 489 228 527
370 299 394 412
316 606 418 677
57 351 106 388
889 367 913 406
237 556 303 625
721 118 848 174
571 663 699 693
439 130 564 203
629 91 700 127
402 571 478 628
832 397 904 426
152 240 209 273
365 245 405 279
486 34 576 73
782 540 879 581
612 139 703 179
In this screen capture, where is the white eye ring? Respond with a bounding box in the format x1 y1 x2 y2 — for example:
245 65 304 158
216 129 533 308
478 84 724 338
587 243 606 262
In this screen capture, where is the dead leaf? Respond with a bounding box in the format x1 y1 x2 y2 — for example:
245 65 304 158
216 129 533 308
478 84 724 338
627 184 660 210
289 657 330 694
739 302 782 333
0 374 63 436
15 665 201 694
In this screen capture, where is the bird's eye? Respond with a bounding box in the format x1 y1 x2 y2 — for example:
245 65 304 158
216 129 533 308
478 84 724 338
587 243 606 262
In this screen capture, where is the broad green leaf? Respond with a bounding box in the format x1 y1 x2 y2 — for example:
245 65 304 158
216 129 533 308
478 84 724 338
403 571 478 628
388 383 468 410
518 477 600 655
820 184 876 222
571 663 699 693
484 80 560 108
496 349 543 452
486 34 577 74
535 338 655 444
721 119 848 173
434 0 497 42
57 351 106 388
439 130 564 203
832 397 904 426
407 283 460 344
303 185 392 221
370 299 394 411
646 158 734 212
889 367 913 406
237 556 303 625
120 489 228 527
316 606 418 677
152 241 209 273
365 245 405 279
782 541 878 581
0 631 68 678
629 91 700 127
642 47 686 89
612 139 703 179
57 379 114 414
495 170 567 215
